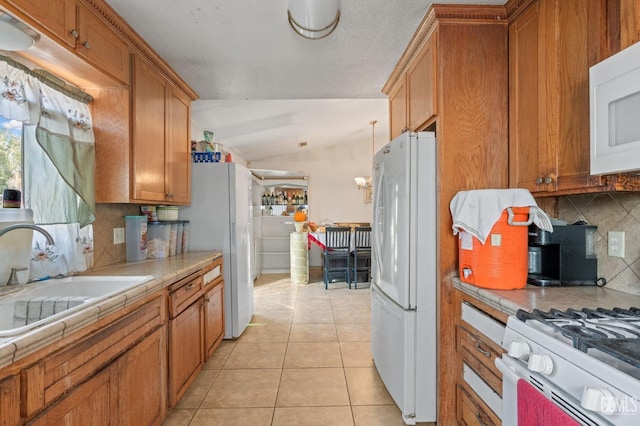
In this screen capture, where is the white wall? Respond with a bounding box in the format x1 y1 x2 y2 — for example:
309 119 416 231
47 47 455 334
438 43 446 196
249 137 382 225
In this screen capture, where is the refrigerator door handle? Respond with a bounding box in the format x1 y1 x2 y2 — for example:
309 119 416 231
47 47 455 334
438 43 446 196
372 163 384 283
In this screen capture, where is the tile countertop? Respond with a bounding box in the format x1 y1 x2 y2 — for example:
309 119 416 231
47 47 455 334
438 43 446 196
0 251 221 369
453 277 640 317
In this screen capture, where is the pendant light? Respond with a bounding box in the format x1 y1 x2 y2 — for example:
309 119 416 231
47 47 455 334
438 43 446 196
354 120 376 202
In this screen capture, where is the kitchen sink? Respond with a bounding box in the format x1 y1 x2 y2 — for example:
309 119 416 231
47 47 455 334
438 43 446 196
0 275 154 338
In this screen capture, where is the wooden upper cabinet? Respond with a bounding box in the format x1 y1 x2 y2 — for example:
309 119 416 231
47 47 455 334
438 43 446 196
508 0 606 194
166 86 192 204
619 0 640 50
76 3 130 84
132 56 191 204
387 33 437 141
388 78 407 140
407 34 436 131
6 0 130 85
132 55 168 202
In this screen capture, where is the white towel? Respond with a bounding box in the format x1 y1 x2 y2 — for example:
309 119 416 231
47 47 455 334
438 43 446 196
13 296 92 326
449 189 553 244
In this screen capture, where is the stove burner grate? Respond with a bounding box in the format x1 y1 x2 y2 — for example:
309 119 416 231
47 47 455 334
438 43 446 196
517 307 640 368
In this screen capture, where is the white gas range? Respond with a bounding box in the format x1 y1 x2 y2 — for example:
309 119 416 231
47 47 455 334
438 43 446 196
496 307 640 425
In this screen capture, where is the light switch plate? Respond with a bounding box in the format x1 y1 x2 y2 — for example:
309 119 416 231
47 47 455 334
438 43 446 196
607 231 625 258
113 227 125 245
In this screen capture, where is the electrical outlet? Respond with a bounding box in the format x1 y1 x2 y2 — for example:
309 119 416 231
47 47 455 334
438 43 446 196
113 227 125 245
608 231 625 258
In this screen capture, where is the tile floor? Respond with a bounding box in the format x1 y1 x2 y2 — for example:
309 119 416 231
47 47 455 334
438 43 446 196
161 274 410 426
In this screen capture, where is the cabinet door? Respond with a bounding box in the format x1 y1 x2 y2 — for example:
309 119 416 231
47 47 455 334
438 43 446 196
508 1 546 192
132 56 168 202
76 3 130 84
204 282 224 359
510 0 605 194
112 326 167 426
407 34 436 131
166 85 191 204
620 0 640 51
388 78 407 140
456 385 500 426
0 375 20 426
29 368 112 426
7 0 76 48
169 299 203 407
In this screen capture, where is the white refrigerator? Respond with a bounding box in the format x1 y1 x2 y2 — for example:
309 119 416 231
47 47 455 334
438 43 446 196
181 162 255 339
371 132 437 425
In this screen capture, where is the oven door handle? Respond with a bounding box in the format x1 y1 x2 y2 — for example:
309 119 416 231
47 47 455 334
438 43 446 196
496 356 524 383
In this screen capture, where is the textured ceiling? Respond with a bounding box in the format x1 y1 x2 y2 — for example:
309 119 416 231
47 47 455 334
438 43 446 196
105 0 506 161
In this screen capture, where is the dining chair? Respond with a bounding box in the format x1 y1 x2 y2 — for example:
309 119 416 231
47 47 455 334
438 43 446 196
323 227 351 289
349 226 371 289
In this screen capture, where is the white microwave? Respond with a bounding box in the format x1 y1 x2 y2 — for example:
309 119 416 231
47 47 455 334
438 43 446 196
590 40 640 175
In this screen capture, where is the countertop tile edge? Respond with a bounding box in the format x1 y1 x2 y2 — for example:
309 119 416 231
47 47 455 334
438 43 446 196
0 251 221 369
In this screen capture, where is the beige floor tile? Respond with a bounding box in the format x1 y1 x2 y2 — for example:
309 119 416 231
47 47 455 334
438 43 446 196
289 323 338 342
344 367 395 405
336 323 370 342
223 342 287 369
253 309 294 325
203 340 236 370
284 342 343 368
277 368 350 407
294 299 333 310
352 405 407 426
272 407 354 426
332 307 370 324
175 369 220 408
189 408 274 426
292 308 335 324
340 342 374 367
161 408 196 426
237 323 291 343
201 369 282 408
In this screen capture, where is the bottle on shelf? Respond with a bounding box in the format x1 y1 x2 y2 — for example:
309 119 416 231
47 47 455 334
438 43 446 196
303 190 308 205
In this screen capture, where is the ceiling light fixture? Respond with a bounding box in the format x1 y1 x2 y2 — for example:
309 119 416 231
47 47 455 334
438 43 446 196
0 11 40 51
287 0 340 40
355 120 376 203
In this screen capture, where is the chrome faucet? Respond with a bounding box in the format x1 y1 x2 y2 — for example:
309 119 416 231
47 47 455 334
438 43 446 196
0 224 55 245
0 224 55 285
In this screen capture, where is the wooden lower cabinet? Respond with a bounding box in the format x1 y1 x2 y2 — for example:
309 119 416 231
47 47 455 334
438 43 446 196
169 297 203 407
0 258 226 425
202 258 224 360
29 368 112 426
457 384 501 426
29 326 166 426
203 281 224 359
456 292 507 426
24 297 166 426
111 326 166 426
0 375 21 426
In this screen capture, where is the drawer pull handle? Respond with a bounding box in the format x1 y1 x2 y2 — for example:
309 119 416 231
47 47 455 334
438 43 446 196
474 341 491 358
185 283 195 290
476 412 489 426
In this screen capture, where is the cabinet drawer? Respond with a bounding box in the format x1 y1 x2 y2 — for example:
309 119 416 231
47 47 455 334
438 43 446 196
203 258 223 288
457 384 501 426
169 274 202 318
457 324 503 396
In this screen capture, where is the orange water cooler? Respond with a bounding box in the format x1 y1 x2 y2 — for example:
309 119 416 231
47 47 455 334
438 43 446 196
458 207 531 290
